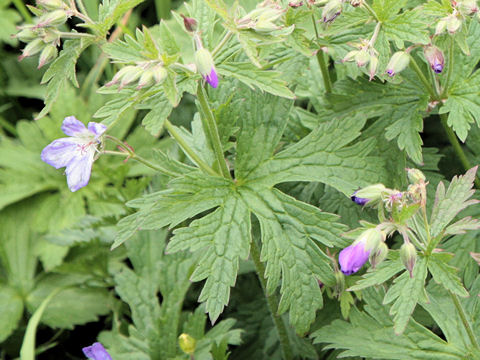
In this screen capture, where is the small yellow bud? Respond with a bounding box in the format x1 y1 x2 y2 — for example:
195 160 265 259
178 333 196 355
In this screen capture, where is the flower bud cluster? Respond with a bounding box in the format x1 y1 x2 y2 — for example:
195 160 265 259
435 0 478 36
236 0 286 34
342 39 379 80
105 61 168 90
15 0 71 68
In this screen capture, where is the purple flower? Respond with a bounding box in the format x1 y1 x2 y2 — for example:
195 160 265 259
339 241 370 275
350 191 369 206
424 45 444 74
194 48 218 88
41 116 106 192
82 342 112 360
204 68 219 88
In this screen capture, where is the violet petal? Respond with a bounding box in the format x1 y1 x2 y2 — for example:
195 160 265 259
88 122 107 138
41 138 78 169
205 68 218 88
82 342 112 360
65 151 94 192
339 242 370 275
61 116 87 136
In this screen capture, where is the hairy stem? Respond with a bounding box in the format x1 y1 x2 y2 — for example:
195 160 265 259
164 120 219 177
409 55 438 100
212 30 233 58
369 21 382 47
449 291 480 350
439 114 480 187
312 15 333 93
196 84 231 178
250 240 293 360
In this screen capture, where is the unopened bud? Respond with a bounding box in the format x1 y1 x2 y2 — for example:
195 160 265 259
105 65 139 87
458 0 479 16
322 0 342 23
289 1 304 7
353 184 386 204
400 242 417 278
181 15 197 32
178 333 196 355
136 69 155 89
424 45 444 74
18 39 45 61
119 66 143 89
355 49 370 67
358 228 383 252
406 168 426 184
435 19 447 35
385 51 410 77
446 14 462 34
369 55 378 80
16 28 37 43
369 241 388 268
38 43 57 68
36 0 65 11
342 50 359 63
152 65 168 84
35 10 68 28
195 48 215 76
350 0 362 6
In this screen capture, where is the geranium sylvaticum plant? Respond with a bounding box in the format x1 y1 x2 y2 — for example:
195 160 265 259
1 0 480 359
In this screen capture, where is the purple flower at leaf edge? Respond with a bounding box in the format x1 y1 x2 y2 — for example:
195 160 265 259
41 116 106 192
204 67 218 88
339 241 370 275
82 342 112 360
432 62 443 73
350 191 369 206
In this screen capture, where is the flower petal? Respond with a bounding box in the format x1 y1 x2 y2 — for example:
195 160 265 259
205 67 218 88
339 242 370 275
61 116 87 136
65 151 94 192
41 138 79 169
82 342 112 360
88 122 107 137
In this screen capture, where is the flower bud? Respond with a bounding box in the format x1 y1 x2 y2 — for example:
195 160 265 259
289 1 304 7
350 0 362 6
35 10 68 28
178 333 196 355
385 51 410 77
355 49 370 67
342 50 359 63
105 65 140 87
352 184 386 204
36 0 65 11
369 241 388 268
369 55 378 80
435 19 447 35
16 28 37 43
424 45 444 74
406 168 426 184
181 14 197 32
38 43 57 68
136 69 155 89
18 39 45 61
119 66 143 89
446 14 462 34
458 0 479 16
195 48 218 88
322 0 342 23
400 242 417 278
152 64 168 84
358 228 383 252
339 237 370 275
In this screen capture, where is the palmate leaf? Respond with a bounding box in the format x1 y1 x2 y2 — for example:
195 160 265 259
427 253 469 297
91 0 145 37
312 287 466 360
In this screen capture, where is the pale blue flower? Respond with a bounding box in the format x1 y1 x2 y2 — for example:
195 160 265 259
41 116 106 192
82 342 112 360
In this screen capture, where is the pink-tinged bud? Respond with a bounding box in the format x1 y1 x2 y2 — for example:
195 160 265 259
354 49 370 67
194 48 218 88
16 28 37 43
385 51 410 77
322 0 342 23
289 1 304 7
435 19 447 35
342 50 359 63
446 14 462 34
181 14 197 32
369 55 378 80
400 242 417 278
35 10 68 28
350 0 362 6
424 45 444 74
406 168 426 184
152 64 168 84
369 241 388 268
458 0 479 16
105 65 138 87
36 0 65 11
136 69 155 90
118 66 143 89
38 43 57 68
18 39 45 61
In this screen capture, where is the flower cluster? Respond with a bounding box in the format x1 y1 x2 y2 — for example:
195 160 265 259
105 61 168 90
41 116 106 192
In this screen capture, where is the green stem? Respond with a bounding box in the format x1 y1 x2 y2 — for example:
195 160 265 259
439 113 480 187
311 15 333 93
56 31 96 39
409 55 437 100
212 30 233 58
164 120 219 177
12 0 32 23
196 84 231 178
103 149 178 177
449 291 480 350
250 240 293 360
362 1 380 22
369 21 382 47
441 36 455 98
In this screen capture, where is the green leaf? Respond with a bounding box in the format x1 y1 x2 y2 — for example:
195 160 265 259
312 287 466 359
0 285 24 342
382 9 430 48
428 253 469 297
167 195 251 323
217 63 295 99
0 7 21 45
372 0 408 21
93 0 145 36
348 254 405 291
430 167 479 237
37 38 94 119
383 257 428 334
